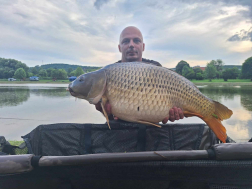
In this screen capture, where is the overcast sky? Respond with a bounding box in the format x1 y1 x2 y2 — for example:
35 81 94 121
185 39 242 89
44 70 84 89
0 0 252 68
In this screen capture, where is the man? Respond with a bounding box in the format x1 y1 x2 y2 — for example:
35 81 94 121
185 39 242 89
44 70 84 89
96 26 184 123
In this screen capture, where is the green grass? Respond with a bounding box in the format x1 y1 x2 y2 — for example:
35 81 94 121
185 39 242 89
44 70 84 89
9 140 24 146
192 79 252 83
0 79 71 84
8 141 28 154
1 78 251 84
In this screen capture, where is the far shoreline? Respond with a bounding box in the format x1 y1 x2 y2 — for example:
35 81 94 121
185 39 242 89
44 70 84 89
0 79 251 85
0 80 71 84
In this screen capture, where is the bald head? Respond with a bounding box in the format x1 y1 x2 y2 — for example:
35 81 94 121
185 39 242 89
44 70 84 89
118 26 145 62
119 26 143 43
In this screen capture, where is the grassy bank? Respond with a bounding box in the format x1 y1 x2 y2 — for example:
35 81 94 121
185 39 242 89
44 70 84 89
8 140 28 154
192 79 251 83
1 79 252 85
0 79 71 84
192 79 252 85
9 140 24 146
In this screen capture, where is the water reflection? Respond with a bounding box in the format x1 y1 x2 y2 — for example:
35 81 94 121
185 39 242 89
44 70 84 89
0 86 70 107
200 85 252 111
0 84 251 142
0 87 30 107
31 88 70 98
198 85 252 141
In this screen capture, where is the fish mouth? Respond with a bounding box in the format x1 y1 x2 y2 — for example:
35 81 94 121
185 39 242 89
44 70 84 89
68 83 77 97
68 87 77 97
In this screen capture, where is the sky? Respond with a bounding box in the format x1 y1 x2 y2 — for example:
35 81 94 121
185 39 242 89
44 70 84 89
0 0 252 68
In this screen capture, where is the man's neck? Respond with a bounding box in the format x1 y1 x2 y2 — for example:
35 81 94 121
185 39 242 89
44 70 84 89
116 58 162 67
121 58 142 62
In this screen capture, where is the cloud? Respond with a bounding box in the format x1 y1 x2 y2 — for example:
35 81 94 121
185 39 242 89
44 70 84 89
228 27 252 41
94 0 110 10
1 0 252 67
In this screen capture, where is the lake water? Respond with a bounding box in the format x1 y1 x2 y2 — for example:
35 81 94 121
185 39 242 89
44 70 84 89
1 83 252 142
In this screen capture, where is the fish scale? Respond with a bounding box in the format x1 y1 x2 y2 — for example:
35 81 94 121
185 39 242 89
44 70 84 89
69 62 233 143
104 62 209 123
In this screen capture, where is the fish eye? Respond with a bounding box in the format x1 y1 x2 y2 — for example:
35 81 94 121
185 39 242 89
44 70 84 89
79 75 85 82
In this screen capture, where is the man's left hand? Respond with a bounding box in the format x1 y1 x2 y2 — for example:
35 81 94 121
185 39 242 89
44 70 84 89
162 107 184 124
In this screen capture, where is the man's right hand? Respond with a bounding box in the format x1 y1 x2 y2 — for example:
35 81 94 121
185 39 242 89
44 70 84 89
95 102 117 120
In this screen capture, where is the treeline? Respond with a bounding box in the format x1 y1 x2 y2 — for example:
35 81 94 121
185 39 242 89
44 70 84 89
29 65 99 80
0 58 29 79
1 56 252 81
175 56 252 81
0 58 101 80
38 63 100 72
29 64 101 79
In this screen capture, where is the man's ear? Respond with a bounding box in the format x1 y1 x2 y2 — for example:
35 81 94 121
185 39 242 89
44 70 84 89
118 44 121 52
143 43 145 51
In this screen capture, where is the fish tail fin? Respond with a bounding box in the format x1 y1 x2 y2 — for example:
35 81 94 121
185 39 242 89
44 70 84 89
203 117 227 143
203 101 232 143
213 100 233 121
183 101 232 143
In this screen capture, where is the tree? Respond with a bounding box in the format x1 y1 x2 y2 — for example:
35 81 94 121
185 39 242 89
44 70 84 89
222 67 240 81
230 67 240 79
205 63 217 81
209 59 224 72
51 69 67 80
15 62 29 72
193 67 203 75
208 59 224 79
196 72 204 80
51 69 59 80
182 65 195 80
75 67 84 77
14 68 26 80
0 57 29 78
57 69 67 79
38 69 47 77
70 70 76 76
46 68 54 77
27 72 33 77
241 57 252 81
31 67 39 75
175 60 190 75
8 70 15 78
0 68 4 79
222 69 231 81
3 67 15 78
67 68 73 76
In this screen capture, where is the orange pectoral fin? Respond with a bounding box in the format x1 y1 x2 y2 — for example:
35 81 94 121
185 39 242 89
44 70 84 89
183 111 204 119
203 117 227 143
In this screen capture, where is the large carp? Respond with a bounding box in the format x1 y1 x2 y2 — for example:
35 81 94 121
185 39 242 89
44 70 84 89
68 62 233 143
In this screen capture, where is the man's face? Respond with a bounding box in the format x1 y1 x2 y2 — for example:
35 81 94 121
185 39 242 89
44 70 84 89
118 27 145 62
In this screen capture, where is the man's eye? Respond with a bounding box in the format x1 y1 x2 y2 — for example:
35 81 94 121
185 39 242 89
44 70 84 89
122 40 129 44
134 39 140 43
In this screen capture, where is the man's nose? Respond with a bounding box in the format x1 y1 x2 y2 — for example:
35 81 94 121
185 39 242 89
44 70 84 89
129 40 135 48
